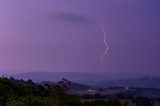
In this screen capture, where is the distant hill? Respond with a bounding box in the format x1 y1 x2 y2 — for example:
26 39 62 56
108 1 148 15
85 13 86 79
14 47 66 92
2 72 108 82
1 71 148 82
2 72 160 88
40 81 90 91
86 77 160 89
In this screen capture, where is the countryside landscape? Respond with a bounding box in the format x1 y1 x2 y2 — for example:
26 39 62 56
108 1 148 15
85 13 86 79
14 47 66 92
0 0 160 106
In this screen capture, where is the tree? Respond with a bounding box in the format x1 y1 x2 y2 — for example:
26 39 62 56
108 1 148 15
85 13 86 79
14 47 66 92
132 97 153 106
107 99 123 106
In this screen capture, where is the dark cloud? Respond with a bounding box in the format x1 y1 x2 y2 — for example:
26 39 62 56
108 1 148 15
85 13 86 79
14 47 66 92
51 12 93 23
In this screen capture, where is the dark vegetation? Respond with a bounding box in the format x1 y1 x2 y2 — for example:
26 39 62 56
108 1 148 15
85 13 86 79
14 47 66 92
0 77 158 106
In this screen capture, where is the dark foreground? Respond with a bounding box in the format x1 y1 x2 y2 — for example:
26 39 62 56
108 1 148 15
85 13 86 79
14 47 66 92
0 77 160 106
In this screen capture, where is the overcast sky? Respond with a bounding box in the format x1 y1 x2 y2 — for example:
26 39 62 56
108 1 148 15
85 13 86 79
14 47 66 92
0 0 160 74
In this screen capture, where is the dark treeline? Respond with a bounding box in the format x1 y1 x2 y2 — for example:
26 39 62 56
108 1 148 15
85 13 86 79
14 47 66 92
0 77 156 106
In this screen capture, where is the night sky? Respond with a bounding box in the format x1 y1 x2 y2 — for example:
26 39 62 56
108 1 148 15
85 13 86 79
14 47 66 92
0 0 160 74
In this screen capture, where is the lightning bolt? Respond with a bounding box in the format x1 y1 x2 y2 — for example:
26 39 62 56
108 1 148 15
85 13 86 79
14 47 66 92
101 24 109 64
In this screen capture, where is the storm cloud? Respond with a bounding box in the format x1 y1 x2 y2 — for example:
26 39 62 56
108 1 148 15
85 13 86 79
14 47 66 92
0 0 160 75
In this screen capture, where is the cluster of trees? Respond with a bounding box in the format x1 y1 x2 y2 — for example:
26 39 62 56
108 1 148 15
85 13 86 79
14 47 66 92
0 77 79 106
0 77 155 106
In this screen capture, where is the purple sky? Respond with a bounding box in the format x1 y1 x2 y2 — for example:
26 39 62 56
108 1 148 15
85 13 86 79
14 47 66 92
0 0 160 74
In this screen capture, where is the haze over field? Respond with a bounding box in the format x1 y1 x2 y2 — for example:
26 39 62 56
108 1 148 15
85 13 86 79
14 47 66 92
0 0 160 76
